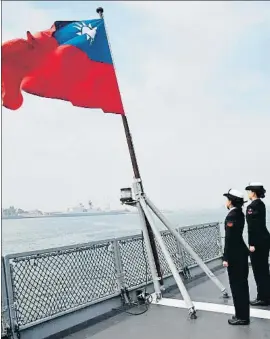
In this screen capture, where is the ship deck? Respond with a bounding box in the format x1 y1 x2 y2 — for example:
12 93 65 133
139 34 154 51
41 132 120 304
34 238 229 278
64 267 270 339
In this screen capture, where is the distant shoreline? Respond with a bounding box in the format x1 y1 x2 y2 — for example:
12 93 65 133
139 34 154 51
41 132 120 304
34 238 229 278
1 210 133 220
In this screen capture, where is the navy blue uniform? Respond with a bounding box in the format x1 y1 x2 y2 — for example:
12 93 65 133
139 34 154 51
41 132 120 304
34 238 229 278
223 207 250 320
246 199 270 302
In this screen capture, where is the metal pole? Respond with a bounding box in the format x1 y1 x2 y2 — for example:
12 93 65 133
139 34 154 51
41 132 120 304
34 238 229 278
145 196 229 297
96 7 163 286
139 198 197 318
136 203 162 299
121 115 141 181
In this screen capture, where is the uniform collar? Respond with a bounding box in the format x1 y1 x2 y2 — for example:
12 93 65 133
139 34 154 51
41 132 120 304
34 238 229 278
227 207 236 216
249 198 260 205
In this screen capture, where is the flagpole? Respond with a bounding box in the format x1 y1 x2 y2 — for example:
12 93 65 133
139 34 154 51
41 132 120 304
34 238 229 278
96 7 164 287
121 114 164 287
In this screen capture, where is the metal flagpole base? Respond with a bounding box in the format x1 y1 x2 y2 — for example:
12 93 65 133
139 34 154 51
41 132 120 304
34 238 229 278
139 197 197 319
136 202 162 300
133 180 162 301
145 196 229 299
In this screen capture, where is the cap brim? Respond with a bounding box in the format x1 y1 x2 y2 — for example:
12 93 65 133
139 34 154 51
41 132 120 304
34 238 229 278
245 185 264 190
223 193 246 201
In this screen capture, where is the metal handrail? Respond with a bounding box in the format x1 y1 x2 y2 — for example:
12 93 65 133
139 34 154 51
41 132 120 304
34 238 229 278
1 221 221 336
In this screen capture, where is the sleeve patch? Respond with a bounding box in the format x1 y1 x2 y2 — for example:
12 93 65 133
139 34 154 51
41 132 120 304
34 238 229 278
247 209 253 215
227 221 234 227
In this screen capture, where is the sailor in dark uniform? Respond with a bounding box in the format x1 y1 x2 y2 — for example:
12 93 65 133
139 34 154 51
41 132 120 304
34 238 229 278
245 182 270 306
223 189 250 325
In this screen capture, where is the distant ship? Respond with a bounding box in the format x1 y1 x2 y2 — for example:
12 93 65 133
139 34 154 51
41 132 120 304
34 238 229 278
2 201 131 220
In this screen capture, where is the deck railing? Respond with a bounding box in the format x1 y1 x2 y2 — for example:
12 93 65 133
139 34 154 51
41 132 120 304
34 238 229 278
1 222 222 337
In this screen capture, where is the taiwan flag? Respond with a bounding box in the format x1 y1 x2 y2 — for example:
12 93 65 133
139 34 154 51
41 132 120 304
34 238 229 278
1 19 125 114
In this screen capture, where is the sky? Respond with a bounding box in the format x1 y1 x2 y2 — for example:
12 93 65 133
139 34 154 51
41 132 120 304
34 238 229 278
1 1 270 212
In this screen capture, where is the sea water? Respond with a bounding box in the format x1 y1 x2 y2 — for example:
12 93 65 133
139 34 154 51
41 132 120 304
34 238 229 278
2 209 269 255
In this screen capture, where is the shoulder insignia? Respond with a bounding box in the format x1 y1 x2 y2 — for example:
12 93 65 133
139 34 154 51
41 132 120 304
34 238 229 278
247 208 253 215
227 221 233 227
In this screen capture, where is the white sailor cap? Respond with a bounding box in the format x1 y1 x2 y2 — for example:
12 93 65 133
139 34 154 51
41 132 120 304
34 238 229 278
223 188 244 200
245 182 265 190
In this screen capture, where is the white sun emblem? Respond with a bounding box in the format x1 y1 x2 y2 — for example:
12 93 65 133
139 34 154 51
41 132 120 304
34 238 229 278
74 22 97 44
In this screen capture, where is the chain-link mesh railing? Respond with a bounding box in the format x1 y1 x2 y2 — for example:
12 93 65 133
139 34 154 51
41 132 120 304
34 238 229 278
118 231 184 290
155 231 184 278
3 222 221 329
1 308 8 337
7 241 118 327
118 235 152 289
1 257 10 338
179 223 222 267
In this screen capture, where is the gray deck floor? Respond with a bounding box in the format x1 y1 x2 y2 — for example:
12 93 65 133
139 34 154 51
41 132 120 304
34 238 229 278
65 267 270 339
166 266 270 309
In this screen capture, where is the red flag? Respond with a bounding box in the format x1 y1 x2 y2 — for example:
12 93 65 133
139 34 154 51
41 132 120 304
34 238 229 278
1 19 124 114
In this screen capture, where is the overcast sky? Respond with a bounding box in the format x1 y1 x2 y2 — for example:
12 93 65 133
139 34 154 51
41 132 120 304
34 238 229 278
1 1 270 211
